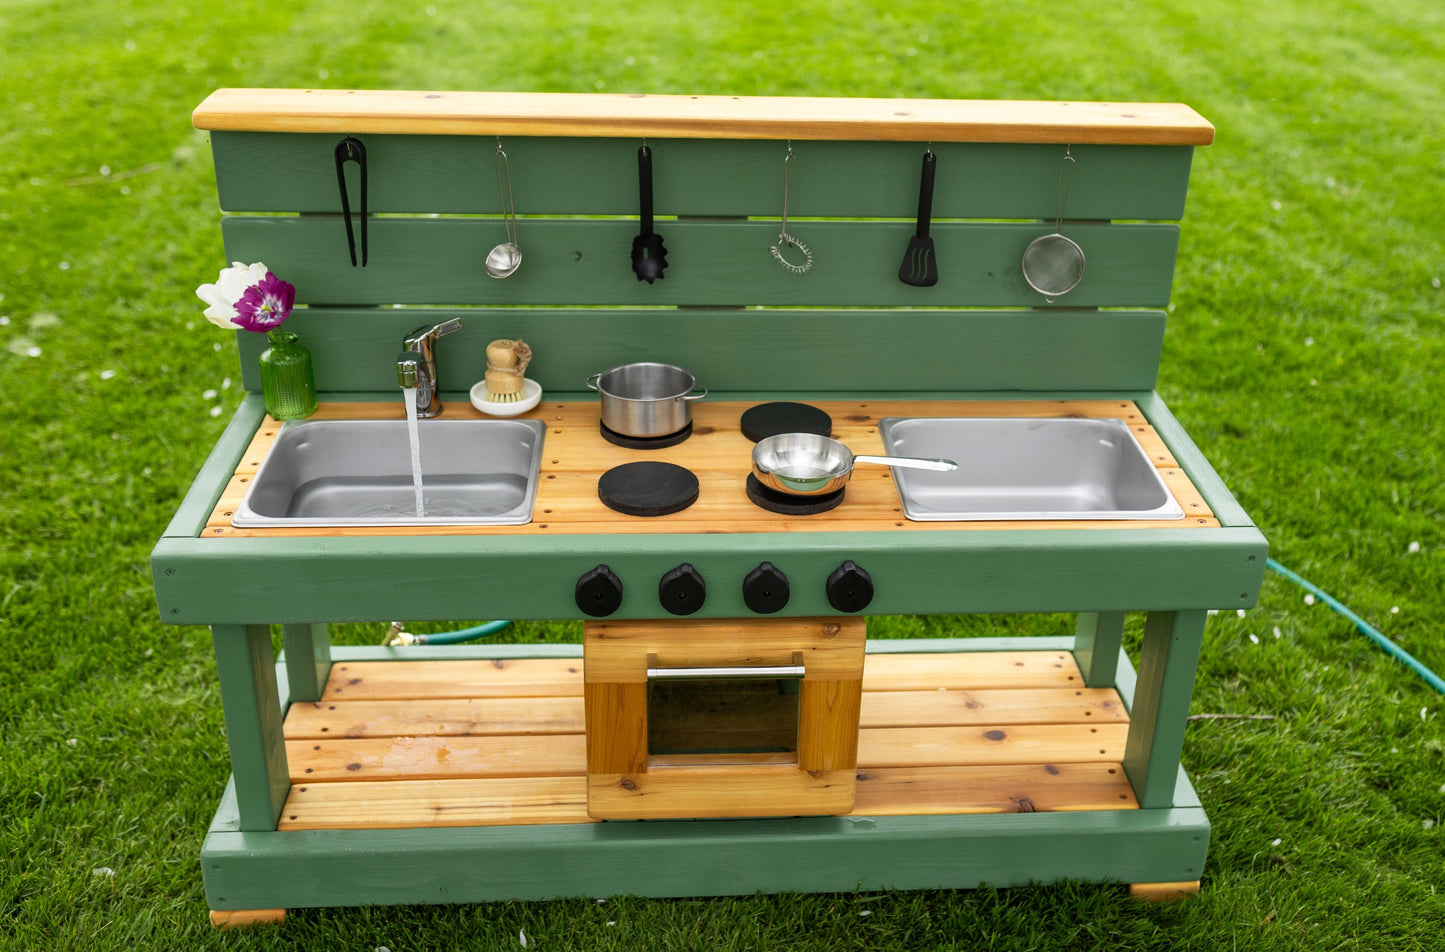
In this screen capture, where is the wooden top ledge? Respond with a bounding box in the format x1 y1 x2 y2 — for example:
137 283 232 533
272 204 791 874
193 88 1214 145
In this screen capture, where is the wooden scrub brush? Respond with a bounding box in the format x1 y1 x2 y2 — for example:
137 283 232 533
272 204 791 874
484 339 533 401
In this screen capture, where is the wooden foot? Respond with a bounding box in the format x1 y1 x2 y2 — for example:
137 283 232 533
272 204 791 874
1129 881 1200 902
209 908 287 928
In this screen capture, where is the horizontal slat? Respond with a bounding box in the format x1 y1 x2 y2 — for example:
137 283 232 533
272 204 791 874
587 767 856 820
319 658 583 700
211 133 1195 220
281 687 1124 741
310 651 1084 702
221 217 1179 308
853 763 1137 814
859 723 1128 767
286 734 586 782
863 650 1084 691
235 307 1167 395
285 722 1126 781
275 762 1137 830
284 696 586 739
861 688 1127 727
278 776 590 830
194 89 1215 145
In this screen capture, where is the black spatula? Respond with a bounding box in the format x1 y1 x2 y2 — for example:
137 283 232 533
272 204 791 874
898 150 939 287
631 145 668 283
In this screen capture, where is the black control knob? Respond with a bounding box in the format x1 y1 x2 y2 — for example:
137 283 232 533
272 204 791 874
575 564 624 617
659 563 706 616
742 561 790 614
825 560 874 613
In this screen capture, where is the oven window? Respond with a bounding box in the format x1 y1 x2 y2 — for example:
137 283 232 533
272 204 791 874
647 675 801 758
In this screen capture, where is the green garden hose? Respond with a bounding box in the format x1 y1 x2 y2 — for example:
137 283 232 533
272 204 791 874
385 619 512 646
1266 558 1443 695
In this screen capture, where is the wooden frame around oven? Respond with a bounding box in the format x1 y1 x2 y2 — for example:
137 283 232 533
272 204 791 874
583 617 866 819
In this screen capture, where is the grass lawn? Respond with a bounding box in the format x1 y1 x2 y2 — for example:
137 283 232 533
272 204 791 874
2 0 1441 948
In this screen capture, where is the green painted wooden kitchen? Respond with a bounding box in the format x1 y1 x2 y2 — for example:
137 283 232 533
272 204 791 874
151 89 1267 926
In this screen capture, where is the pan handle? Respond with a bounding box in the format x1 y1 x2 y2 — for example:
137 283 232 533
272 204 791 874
853 454 957 472
680 385 709 402
585 373 602 391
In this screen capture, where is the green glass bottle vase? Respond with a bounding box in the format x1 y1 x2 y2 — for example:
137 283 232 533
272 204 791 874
258 329 317 420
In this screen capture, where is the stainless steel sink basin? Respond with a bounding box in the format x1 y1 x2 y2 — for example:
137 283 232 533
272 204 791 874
877 417 1185 522
231 418 547 527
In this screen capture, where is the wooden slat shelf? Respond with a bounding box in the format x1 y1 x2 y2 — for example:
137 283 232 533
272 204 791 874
277 649 1138 831
205 399 1218 538
194 89 1215 145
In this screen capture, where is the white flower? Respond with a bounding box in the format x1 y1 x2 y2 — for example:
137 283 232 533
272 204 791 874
1408 541 1421 554
196 261 269 329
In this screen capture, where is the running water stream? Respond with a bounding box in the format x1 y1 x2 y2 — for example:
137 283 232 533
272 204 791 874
402 387 426 517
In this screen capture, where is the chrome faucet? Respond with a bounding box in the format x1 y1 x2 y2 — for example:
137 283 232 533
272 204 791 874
396 318 462 417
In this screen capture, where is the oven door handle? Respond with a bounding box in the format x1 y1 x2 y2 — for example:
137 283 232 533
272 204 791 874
646 664 805 681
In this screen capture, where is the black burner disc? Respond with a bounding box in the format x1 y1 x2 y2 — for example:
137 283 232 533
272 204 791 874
745 474 845 515
600 420 693 449
599 461 700 517
740 402 832 443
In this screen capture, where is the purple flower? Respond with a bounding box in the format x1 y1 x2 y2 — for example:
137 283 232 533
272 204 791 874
231 271 296 332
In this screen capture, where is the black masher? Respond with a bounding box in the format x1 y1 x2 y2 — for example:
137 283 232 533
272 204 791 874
631 144 668 283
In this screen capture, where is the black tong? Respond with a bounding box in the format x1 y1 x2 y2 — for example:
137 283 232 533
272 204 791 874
334 137 367 267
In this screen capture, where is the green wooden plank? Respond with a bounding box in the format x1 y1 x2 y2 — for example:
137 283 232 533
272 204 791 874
280 623 331 704
235 307 1166 394
1135 392 1261 529
200 806 1209 908
1074 611 1127 689
221 217 1179 309
154 526 1269 625
156 396 267 539
1125 610 1208 809
211 133 1194 220
210 625 288 832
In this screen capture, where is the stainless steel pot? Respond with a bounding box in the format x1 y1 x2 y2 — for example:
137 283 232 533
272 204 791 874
751 432 957 497
586 362 708 437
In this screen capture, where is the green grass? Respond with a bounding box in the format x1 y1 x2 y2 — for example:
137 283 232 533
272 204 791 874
2 0 1442 947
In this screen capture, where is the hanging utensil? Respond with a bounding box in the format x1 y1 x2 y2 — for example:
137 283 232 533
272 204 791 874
334 137 367 267
770 143 813 274
1021 146 1085 300
898 149 939 287
485 140 522 279
631 144 668 283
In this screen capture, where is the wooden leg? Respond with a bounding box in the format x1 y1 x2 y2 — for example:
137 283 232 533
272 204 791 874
1073 611 1126 689
1129 881 1201 902
210 908 287 928
1123 610 1207 809
282 622 332 703
211 624 290 831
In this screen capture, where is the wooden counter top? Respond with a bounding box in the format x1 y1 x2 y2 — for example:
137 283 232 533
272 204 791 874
203 399 1216 538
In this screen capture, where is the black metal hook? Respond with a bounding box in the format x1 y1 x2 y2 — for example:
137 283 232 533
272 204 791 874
334 137 367 267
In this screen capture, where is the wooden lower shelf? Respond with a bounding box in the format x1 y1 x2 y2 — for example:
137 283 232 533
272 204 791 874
278 650 1137 831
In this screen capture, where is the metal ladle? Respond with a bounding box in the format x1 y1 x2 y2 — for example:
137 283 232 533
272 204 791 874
1022 146 1084 301
485 141 522 279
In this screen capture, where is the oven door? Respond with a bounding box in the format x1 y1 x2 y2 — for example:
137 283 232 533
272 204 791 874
583 617 866 820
